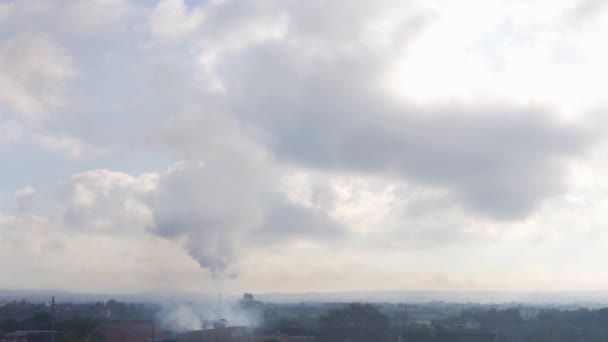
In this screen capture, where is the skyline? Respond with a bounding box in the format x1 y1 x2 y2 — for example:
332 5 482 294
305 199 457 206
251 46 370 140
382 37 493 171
2 0 608 294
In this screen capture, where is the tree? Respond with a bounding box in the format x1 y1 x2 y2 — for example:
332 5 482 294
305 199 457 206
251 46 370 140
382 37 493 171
26 312 53 330
317 303 390 342
599 308 608 325
1 318 18 334
62 317 105 342
240 293 254 309
240 292 262 310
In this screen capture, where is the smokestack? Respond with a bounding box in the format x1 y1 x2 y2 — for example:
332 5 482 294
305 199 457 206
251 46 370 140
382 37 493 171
217 292 223 319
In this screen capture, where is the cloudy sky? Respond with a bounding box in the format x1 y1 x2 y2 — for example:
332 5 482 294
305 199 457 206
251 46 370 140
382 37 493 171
2 0 608 295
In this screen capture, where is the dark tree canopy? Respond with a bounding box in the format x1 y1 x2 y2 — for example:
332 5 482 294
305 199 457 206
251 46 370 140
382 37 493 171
317 303 390 342
62 317 105 342
240 292 263 311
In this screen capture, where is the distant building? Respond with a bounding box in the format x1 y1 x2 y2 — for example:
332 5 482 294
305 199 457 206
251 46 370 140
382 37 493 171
97 323 171 342
432 318 481 330
433 329 496 342
253 335 313 342
400 326 495 342
2 331 61 342
177 326 252 342
400 328 431 342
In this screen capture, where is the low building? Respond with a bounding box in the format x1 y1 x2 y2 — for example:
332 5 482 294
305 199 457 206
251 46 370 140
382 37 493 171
97 323 171 342
401 328 432 342
432 318 481 330
400 327 496 342
2 331 61 342
177 326 252 342
253 334 314 342
434 329 496 342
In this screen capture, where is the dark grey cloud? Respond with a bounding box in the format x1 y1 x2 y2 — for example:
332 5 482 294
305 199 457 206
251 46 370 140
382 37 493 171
269 101 586 220
252 194 345 245
269 106 587 219
123 0 597 223
200 14 592 219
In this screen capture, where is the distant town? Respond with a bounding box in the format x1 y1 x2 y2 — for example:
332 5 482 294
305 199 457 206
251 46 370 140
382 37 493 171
4 292 608 341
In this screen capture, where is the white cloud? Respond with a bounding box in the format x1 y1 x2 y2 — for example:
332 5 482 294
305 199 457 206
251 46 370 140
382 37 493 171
66 0 131 33
0 32 77 121
0 1 14 23
0 120 23 144
59 169 157 233
0 212 208 293
386 0 608 120
13 186 36 213
31 132 107 160
150 0 206 38
13 186 35 199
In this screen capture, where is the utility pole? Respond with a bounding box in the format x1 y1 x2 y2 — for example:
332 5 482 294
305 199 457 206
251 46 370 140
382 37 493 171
51 296 56 342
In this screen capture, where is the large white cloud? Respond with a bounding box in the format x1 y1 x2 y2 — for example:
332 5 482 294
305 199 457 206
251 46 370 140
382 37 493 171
0 32 76 121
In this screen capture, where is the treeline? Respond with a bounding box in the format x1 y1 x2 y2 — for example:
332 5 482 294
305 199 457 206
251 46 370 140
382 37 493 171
461 306 608 342
8 295 608 341
0 298 159 324
0 299 159 336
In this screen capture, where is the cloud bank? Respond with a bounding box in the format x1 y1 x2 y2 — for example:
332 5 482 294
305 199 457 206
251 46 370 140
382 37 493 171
1 0 608 293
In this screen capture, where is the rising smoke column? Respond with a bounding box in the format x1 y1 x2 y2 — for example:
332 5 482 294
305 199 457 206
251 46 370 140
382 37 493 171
148 150 270 279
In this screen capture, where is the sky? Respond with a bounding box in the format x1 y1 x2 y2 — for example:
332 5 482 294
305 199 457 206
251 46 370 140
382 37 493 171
2 0 608 295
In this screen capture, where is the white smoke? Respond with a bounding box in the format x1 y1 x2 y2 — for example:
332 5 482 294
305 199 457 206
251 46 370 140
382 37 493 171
158 299 261 332
159 304 203 332
148 150 270 280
